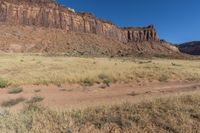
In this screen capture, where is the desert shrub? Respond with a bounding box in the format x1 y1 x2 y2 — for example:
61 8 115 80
1 97 25 107
102 79 112 87
27 96 44 104
0 79 9 88
8 87 23 94
81 78 94 86
158 75 168 82
34 89 41 93
98 74 112 87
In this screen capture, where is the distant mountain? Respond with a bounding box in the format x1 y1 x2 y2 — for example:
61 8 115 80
178 41 200 55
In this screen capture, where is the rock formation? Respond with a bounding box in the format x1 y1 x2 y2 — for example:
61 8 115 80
0 0 159 43
0 0 185 58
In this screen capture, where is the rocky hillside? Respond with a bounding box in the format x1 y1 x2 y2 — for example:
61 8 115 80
0 24 182 57
179 41 200 55
0 0 183 57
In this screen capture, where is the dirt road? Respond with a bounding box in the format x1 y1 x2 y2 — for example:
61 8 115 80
0 81 200 111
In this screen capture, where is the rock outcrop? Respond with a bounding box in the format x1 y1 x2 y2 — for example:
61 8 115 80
0 0 159 43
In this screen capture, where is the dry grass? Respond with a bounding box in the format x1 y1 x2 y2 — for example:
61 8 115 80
0 93 200 132
0 54 199 86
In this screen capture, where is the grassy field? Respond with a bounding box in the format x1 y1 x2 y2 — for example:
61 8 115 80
0 93 200 133
0 54 200 132
0 54 199 86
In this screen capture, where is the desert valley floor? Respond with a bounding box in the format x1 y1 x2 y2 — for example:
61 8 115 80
0 54 199 111
0 54 200 132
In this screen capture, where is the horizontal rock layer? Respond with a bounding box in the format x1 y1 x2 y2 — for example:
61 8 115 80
0 0 159 43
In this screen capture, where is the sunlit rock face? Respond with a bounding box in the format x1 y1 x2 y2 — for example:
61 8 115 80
0 0 159 43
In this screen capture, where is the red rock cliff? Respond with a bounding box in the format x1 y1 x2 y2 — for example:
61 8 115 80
0 0 159 43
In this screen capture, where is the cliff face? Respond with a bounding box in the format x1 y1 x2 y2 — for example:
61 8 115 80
0 0 159 43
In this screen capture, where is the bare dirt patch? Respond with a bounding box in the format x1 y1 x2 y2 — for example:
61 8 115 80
1 81 200 112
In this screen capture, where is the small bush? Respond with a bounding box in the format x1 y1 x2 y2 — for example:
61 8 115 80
0 79 9 88
159 75 168 82
103 79 112 87
98 74 112 87
27 96 44 104
1 97 25 107
81 78 94 86
8 87 23 94
34 89 41 93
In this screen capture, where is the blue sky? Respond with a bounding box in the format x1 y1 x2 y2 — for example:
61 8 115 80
57 0 200 44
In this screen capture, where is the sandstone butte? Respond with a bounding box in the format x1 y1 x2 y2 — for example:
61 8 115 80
0 0 183 57
0 0 159 43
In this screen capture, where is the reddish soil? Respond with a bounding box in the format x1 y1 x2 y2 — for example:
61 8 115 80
0 81 200 112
